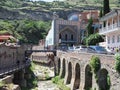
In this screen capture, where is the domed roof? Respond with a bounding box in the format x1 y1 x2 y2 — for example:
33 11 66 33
68 14 79 21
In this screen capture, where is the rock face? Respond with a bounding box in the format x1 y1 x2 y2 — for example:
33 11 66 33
0 7 52 21
0 6 81 21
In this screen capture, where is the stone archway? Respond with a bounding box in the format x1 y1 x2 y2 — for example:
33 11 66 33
61 59 66 78
84 64 92 90
73 63 80 89
58 58 61 75
66 62 72 84
98 68 110 90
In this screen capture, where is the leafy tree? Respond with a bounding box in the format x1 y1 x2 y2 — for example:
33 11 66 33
99 8 103 17
103 0 110 15
90 55 101 73
86 33 104 46
86 17 94 37
0 20 51 44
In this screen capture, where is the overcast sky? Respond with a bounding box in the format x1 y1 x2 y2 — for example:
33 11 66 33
31 0 64 2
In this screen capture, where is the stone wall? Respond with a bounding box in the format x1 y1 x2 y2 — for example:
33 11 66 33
56 51 120 90
0 43 26 71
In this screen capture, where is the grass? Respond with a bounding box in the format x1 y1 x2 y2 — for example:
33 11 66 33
0 81 14 90
0 81 5 88
52 76 70 90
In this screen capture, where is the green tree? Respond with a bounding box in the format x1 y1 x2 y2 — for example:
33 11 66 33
90 55 101 73
99 8 103 17
86 33 104 46
86 17 94 37
103 0 110 15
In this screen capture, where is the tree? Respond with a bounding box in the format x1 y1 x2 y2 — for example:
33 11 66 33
99 8 103 17
86 33 104 46
86 17 94 37
103 0 110 15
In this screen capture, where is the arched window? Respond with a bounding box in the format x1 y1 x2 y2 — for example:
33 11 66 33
65 34 67 41
71 34 73 40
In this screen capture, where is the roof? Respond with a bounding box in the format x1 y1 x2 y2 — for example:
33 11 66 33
0 35 16 42
100 9 120 21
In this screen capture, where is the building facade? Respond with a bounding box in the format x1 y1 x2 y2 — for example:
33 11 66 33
99 9 120 51
45 10 99 50
45 13 81 50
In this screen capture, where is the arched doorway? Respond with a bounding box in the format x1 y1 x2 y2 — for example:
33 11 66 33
73 63 80 89
84 65 92 90
61 59 66 78
58 58 61 75
98 68 110 90
66 62 72 84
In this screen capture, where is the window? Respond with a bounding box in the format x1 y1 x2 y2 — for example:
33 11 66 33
65 34 67 41
59 34 61 39
117 35 120 42
71 34 73 40
108 37 110 44
112 36 115 43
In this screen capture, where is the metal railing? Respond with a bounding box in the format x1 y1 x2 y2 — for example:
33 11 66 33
99 23 120 34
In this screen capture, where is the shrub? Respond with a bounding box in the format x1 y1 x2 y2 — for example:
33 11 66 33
115 53 120 61
52 76 70 90
0 81 5 88
90 55 101 73
115 61 120 73
107 75 111 90
115 53 120 73
52 76 60 84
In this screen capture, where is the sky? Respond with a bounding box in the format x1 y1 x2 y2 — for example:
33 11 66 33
31 0 64 2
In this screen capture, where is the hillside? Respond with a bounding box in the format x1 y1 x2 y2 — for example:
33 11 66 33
0 0 119 20
0 0 99 20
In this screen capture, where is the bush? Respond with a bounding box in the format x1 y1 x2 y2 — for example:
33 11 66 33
107 75 111 90
52 76 70 90
115 53 120 61
52 76 60 84
0 81 5 88
115 53 120 73
90 55 101 73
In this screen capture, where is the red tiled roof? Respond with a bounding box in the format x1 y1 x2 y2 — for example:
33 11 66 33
0 35 10 40
0 35 16 42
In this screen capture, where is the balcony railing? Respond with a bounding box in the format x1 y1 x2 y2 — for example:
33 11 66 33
60 40 77 43
99 23 120 34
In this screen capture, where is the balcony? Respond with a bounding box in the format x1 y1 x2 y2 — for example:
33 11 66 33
59 39 77 43
99 23 120 34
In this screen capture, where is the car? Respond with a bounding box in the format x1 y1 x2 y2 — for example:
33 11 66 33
105 48 114 55
74 46 96 53
88 46 108 54
68 46 75 51
74 45 87 51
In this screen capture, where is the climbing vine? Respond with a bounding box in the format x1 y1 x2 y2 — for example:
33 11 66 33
115 53 120 73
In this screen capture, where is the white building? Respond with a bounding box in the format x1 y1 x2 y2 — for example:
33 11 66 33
99 9 120 50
